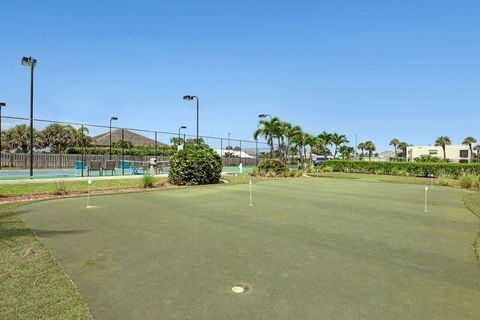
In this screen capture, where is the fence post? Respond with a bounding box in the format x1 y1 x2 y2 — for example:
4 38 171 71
122 129 125 176
240 140 242 166
155 131 158 165
81 125 85 177
255 142 258 166
220 138 223 166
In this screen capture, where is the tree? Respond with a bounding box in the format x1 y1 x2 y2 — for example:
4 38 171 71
474 145 480 161
357 142 365 159
185 138 207 149
462 136 477 163
389 138 400 159
112 140 134 149
41 123 76 153
317 131 332 158
254 117 282 157
305 134 317 166
65 125 94 147
170 137 184 147
363 141 376 161
282 123 302 164
397 141 409 161
339 145 354 159
233 146 241 151
330 133 349 159
435 136 452 161
5 124 41 153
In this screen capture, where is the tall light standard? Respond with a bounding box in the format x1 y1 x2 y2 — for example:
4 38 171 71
21 56 37 178
228 132 231 149
109 116 118 159
258 113 272 121
0 102 5 170
183 95 199 143
178 125 187 148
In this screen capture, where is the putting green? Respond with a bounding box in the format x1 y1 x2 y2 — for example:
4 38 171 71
20 178 480 319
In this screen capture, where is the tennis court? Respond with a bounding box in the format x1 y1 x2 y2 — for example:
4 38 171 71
19 178 480 319
0 165 253 180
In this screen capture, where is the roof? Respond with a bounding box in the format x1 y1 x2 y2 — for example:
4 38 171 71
215 149 255 158
92 129 167 147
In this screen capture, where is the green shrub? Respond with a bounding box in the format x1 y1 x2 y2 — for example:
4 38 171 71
324 160 480 179
289 170 296 177
168 145 222 186
258 159 287 176
460 175 479 189
322 166 333 172
141 175 155 188
436 174 451 186
250 167 259 177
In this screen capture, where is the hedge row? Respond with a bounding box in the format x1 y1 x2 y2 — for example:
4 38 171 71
323 160 480 178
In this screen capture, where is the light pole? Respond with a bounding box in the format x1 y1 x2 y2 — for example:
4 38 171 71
0 102 5 170
178 125 187 148
21 56 37 178
228 132 231 149
109 116 118 159
258 113 272 121
183 95 199 143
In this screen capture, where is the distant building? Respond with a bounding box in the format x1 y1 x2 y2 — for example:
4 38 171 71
93 129 167 147
406 145 471 163
377 151 396 162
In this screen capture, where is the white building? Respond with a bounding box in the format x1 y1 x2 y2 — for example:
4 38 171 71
406 145 472 163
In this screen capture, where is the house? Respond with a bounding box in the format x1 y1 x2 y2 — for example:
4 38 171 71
377 151 396 161
406 145 471 163
93 129 167 147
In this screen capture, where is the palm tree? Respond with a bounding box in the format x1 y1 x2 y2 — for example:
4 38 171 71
5 124 40 153
462 136 477 163
305 134 317 166
281 122 302 164
339 145 354 159
389 138 400 160
435 136 452 161
330 133 349 159
65 125 94 147
317 131 332 158
253 118 276 157
397 141 409 161
363 141 376 161
41 123 77 153
291 128 310 169
357 142 365 159
474 145 480 162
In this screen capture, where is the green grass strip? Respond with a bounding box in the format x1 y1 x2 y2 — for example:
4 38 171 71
0 202 93 319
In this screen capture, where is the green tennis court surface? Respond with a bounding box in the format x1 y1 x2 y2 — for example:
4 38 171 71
19 179 480 319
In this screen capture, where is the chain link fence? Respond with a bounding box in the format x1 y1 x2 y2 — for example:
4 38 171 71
0 115 270 178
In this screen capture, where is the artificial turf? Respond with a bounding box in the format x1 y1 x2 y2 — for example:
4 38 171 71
14 178 480 319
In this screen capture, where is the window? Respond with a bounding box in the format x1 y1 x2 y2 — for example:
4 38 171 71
459 159 468 163
459 150 469 158
429 150 437 155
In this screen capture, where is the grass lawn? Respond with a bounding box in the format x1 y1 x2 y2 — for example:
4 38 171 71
0 202 92 319
0 177 167 197
7 177 480 319
308 171 462 187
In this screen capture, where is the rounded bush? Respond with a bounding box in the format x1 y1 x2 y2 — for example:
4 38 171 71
168 145 222 186
257 159 287 176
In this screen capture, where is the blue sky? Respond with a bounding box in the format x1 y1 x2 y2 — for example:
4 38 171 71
1 0 479 150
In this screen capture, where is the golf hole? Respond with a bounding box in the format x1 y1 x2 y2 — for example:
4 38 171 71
231 284 249 294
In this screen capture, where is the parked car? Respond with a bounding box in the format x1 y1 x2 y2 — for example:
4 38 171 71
313 156 332 166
